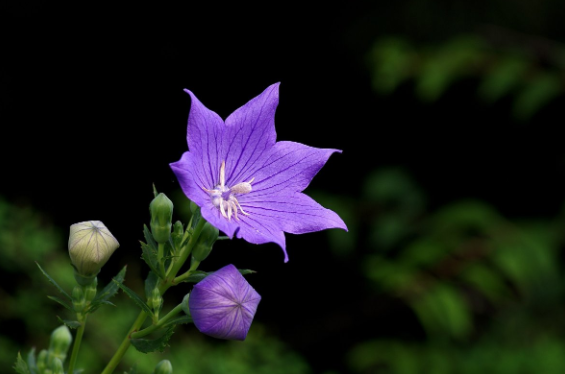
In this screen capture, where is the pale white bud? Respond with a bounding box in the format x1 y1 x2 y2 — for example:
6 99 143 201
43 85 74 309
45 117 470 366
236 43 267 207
68 220 119 277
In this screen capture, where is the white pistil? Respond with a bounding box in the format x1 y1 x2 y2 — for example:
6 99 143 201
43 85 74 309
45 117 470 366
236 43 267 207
203 161 254 221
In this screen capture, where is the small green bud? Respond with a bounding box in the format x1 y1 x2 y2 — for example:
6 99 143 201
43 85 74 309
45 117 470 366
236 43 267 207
48 325 72 363
69 221 119 279
150 193 174 243
72 285 86 311
191 221 219 262
37 349 48 372
171 221 184 250
153 359 173 374
84 278 98 302
51 357 64 374
148 287 163 312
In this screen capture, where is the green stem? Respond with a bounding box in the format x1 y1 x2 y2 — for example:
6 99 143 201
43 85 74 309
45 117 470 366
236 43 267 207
166 217 206 279
66 316 87 374
100 311 147 374
130 303 184 339
101 217 208 374
173 260 201 284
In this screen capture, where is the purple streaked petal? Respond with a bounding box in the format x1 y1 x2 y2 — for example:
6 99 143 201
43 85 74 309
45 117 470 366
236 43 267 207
243 192 347 235
222 83 279 186
249 141 342 197
189 264 261 340
184 89 224 188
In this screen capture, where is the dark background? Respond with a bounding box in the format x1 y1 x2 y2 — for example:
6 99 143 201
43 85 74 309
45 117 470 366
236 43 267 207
2 1 565 373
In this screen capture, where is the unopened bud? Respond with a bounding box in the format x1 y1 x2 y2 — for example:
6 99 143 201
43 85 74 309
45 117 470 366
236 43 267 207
68 221 119 280
192 221 218 262
51 357 64 374
153 359 173 374
36 349 48 372
148 287 163 312
49 325 72 363
171 221 184 250
150 193 174 243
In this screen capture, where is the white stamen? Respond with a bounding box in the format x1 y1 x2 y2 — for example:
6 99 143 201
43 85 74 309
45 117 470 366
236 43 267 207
205 160 254 221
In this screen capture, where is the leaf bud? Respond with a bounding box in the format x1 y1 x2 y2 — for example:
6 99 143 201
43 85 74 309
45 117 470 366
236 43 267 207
191 221 219 262
150 193 174 243
48 325 72 363
68 221 119 281
153 359 173 374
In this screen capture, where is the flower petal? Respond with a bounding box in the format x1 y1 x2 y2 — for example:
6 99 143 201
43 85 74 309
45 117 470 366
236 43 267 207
170 151 212 210
184 89 225 188
221 83 280 186
249 141 341 196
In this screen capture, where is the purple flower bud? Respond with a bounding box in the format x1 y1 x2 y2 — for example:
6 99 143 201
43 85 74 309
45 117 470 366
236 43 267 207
189 264 261 340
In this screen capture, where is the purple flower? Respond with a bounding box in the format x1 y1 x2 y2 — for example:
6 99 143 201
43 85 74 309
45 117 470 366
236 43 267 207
170 83 347 262
189 264 261 340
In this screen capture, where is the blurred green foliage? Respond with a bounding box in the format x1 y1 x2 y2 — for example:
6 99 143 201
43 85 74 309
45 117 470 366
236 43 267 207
317 168 565 373
367 33 565 120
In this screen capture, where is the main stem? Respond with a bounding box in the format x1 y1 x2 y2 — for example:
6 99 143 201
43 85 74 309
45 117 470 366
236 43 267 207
67 316 87 374
100 217 207 374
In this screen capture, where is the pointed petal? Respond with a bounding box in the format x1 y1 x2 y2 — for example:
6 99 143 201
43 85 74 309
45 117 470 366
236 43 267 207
243 192 347 235
236 215 289 262
184 89 225 188
221 83 280 186
250 141 342 197
170 151 211 209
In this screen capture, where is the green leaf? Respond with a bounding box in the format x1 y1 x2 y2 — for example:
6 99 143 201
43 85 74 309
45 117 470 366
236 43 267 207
86 300 116 314
93 265 127 304
36 262 71 300
13 352 31 374
141 242 160 276
512 72 561 120
131 326 174 353
162 315 193 328
57 316 82 329
26 348 37 374
143 224 158 250
145 271 159 299
47 296 73 310
113 280 154 316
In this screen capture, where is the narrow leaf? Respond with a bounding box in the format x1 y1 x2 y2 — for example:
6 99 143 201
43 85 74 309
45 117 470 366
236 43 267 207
131 326 174 353
113 280 153 316
145 271 159 299
26 348 37 374
36 262 71 300
13 352 31 374
47 296 73 310
141 242 160 275
93 265 127 303
57 317 82 329
162 315 193 328
86 300 116 314
143 224 158 250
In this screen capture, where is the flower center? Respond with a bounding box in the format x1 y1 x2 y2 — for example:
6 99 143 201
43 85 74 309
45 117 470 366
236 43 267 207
204 161 254 221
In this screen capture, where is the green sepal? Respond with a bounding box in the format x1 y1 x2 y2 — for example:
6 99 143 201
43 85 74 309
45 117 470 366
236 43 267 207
57 316 82 329
162 315 193 328
13 352 31 374
26 348 37 374
93 265 127 304
47 296 73 310
113 280 154 316
130 326 174 353
177 269 256 283
36 262 71 300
